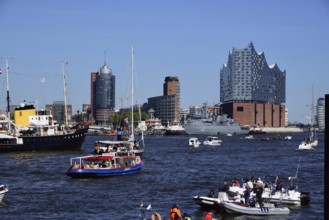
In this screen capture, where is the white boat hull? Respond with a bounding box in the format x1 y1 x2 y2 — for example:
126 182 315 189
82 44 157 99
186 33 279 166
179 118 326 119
298 141 314 150
0 184 9 202
223 202 290 216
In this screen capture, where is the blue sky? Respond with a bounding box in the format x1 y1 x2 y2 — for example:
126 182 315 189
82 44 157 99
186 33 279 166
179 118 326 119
0 0 328 123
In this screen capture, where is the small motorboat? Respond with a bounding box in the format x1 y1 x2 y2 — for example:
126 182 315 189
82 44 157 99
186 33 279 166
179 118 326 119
298 138 317 150
244 135 254 139
193 192 229 211
284 135 292 140
203 136 222 146
0 183 9 202
188 137 201 147
223 201 290 216
66 153 144 178
228 176 310 206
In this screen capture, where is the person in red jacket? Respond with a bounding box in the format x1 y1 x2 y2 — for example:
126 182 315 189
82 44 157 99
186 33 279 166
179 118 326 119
204 211 213 220
169 203 182 220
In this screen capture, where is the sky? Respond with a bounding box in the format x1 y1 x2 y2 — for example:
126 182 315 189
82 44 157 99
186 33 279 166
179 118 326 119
0 0 328 123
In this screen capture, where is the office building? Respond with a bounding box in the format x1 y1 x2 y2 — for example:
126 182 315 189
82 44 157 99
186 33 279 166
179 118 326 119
316 97 325 131
220 42 286 127
148 76 181 125
90 62 116 125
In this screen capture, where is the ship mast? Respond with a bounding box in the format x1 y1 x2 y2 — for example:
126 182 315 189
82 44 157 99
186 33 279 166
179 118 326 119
62 61 68 127
5 58 11 133
130 47 134 141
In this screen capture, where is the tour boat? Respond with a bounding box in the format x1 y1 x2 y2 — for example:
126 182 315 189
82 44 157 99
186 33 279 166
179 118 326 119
66 153 144 178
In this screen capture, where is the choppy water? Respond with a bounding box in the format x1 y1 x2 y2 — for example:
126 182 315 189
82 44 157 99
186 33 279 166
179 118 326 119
0 133 324 220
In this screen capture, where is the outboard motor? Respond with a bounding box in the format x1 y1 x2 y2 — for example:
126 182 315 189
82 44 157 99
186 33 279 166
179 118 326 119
300 192 311 205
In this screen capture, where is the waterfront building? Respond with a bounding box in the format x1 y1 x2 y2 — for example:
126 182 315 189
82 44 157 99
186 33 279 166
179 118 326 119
316 97 325 131
90 62 115 125
148 76 181 125
220 42 286 127
45 101 72 124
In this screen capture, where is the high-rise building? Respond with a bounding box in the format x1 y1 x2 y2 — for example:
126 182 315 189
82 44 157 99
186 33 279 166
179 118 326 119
148 76 181 125
220 42 286 127
90 63 115 125
316 97 325 131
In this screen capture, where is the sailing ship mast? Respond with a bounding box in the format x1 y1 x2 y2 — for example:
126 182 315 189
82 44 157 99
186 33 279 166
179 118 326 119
5 58 11 133
62 61 69 127
130 47 134 141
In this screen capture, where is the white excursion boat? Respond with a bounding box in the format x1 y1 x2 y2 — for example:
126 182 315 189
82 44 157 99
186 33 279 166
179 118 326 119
188 137 201 147
0 183 9 202
223 201 290 216
203 136 222 146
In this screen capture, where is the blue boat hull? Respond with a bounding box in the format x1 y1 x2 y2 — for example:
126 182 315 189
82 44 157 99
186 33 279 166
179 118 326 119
66 163 144 178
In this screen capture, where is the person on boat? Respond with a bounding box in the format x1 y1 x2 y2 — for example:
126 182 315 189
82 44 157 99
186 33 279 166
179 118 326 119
234 180 240 187
169 203 182 220
96 142 100 154
246 178 253 189
208 189 215 198
255 185 264 207
204 211 213 220
219 181 229 193
276 178 283 191
117 128 122 141
233 191 241 203
257 177 264 188
244 185 251 205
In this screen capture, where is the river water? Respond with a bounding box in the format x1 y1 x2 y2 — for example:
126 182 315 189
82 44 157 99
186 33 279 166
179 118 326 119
0 133 324 220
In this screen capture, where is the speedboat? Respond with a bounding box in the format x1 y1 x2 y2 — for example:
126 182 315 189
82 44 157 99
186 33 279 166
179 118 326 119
188 137 201 147
223 201 290 216
66 153 144 178
228 176 310 205
0 183 9 202
298 141 314 150
203 136 222 146
193 192 229 211
244 135 254 139
193 190 290 216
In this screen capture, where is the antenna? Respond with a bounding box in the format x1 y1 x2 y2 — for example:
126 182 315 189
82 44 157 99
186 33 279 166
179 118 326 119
104 50 107 65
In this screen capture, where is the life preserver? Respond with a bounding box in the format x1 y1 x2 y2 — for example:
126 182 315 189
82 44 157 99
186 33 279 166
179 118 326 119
151 212 162 220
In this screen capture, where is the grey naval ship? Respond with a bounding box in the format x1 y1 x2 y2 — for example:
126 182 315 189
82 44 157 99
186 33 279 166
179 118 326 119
182 104 249 135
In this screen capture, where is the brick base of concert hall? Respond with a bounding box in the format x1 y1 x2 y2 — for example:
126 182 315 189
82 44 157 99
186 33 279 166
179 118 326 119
221 102 286 127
